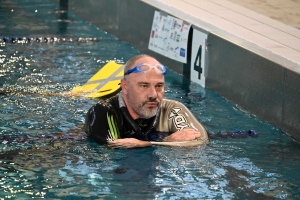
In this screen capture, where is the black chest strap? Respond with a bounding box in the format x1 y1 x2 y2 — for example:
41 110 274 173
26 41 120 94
119 107 160 140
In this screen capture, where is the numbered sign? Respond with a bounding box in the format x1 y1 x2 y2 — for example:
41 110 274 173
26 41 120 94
190 27 208 88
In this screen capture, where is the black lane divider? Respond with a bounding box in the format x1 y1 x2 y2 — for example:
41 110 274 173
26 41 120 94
0 89 57 96
0 133 87 145
0 37 117 44
208 130 258 139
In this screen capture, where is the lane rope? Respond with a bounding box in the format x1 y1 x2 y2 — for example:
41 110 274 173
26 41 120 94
1 133 87 145
0 37 116 44
208 130 258 139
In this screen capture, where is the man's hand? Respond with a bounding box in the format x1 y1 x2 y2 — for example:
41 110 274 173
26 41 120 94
108 138 152 149
163 128 201 142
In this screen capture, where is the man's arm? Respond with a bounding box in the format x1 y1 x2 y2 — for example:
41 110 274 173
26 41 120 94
109 138 151 148
163 128 202 142
110 100 208 148
160 99 208 142
86 102 152 148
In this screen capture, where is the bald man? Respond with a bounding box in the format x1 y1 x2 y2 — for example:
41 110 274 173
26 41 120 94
85 54 208 148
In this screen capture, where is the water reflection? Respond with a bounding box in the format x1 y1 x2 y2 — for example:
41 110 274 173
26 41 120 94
1 0 300 199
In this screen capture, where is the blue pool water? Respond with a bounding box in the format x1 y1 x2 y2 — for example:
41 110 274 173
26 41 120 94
0 0 300 199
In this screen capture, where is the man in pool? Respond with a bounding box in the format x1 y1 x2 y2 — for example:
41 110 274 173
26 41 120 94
85 54 208 148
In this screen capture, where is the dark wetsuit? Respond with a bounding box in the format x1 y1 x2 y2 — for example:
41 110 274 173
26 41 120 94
85 92 208 144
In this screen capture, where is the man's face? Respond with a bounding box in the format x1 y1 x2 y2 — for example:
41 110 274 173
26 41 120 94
122 57 165 119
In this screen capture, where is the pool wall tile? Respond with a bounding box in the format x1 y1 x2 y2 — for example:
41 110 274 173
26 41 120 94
282 69 300 139
206 34 285 129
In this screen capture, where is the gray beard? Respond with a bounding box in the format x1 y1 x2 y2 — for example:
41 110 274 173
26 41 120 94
127 92 159 119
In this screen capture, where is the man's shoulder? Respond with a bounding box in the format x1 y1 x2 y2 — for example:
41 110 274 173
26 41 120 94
90 95 120 115
161 98 183 107
97 95 119 106
160 98 190 115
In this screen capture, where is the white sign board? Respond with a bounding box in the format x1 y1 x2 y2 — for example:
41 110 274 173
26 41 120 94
191 28 208 88
148 11 191 63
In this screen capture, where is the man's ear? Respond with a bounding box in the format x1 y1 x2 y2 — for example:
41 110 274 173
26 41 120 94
121 79 127 95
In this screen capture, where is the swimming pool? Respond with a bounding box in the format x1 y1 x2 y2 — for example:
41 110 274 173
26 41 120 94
1 0 300 199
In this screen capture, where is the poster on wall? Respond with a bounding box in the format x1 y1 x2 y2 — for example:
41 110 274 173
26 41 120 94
148 11 191 63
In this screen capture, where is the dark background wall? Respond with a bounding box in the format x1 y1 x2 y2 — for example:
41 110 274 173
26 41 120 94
55 0 184 74
206 34 300 140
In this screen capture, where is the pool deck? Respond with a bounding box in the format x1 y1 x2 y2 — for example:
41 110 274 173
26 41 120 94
141 0 300 74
